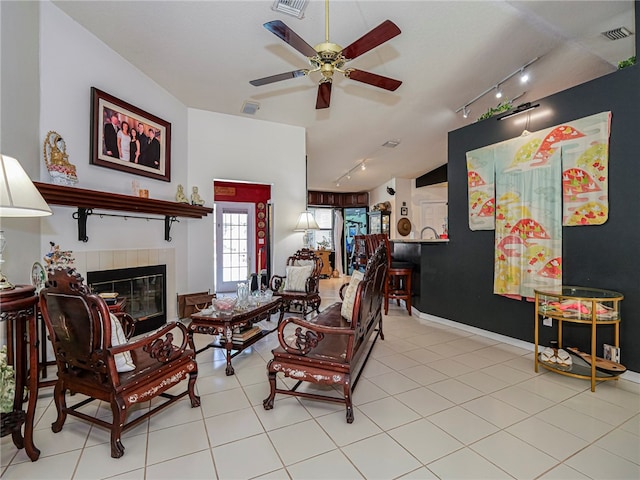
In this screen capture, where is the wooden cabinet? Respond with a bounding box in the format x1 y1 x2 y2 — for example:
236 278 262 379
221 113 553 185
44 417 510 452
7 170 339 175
308 190 368 207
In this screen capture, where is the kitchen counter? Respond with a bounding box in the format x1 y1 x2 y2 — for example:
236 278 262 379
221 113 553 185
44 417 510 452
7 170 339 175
389 239 448 313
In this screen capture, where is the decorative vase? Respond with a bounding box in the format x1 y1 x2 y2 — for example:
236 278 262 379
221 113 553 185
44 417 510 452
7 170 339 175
236 282 249 308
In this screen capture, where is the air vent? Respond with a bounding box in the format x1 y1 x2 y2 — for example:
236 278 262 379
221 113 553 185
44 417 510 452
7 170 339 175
272 0 309 19
601 27 633 41
242 101 260 115
382 139 400 148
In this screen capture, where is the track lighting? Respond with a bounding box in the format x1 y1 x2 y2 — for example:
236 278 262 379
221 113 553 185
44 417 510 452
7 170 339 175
334 160 368 186
455 57 539 120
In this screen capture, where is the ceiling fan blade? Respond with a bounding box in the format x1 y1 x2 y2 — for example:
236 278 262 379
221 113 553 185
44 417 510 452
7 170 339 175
250 70 308 86
316 82 332 109
263 20 317 58
347 69 402 91
341 20 401 61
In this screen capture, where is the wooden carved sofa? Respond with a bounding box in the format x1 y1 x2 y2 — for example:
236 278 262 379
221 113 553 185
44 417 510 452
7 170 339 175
39 267 200 458
263 240 387 423
269 248 323 320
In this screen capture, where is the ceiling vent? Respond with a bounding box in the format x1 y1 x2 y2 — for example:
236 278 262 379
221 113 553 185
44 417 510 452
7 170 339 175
601 27 633 41
382 139 400 148
241 101 260 115
271 0 309 19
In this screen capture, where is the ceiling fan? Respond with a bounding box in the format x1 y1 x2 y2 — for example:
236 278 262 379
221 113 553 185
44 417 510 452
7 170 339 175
249 0 402 109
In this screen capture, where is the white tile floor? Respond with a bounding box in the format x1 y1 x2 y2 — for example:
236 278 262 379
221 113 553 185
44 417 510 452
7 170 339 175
2 278 639 479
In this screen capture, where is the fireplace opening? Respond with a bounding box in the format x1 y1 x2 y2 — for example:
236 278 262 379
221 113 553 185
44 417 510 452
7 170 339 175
87 265 166 335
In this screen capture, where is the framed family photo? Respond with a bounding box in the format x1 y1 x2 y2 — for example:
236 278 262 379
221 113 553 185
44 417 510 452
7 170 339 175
90 87 171 182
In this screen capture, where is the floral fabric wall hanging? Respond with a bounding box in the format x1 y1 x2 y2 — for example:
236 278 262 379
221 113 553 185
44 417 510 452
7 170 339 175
465 111 611 298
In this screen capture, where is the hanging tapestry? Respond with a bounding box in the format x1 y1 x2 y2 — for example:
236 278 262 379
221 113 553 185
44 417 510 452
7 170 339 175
466 112 611 230
560 112 611 225
466 146 495 230
465 111 611 298
494 138 562 298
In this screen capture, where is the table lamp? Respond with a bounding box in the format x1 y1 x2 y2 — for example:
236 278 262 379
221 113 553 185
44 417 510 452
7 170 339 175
0 154 52 290
294 211 319 250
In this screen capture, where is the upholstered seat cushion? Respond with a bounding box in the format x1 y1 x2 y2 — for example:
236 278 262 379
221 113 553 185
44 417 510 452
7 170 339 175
340 270 364 323
109 313 135 372
283 264 314 292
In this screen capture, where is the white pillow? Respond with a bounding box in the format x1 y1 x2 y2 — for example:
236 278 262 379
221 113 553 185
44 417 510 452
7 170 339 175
284 264 314 292
341 270 364 323
109 313 136 373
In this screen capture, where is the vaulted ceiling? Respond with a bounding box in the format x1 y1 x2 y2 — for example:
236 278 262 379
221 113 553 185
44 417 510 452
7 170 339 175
54 1 635 192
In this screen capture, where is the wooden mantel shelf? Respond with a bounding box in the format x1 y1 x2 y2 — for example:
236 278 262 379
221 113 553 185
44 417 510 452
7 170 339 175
34 182 213 242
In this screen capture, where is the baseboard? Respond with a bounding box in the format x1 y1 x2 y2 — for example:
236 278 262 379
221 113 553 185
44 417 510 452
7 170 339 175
413 310 639 384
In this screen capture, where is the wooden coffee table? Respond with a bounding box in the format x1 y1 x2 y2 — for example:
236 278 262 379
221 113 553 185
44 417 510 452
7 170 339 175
188 297 282 375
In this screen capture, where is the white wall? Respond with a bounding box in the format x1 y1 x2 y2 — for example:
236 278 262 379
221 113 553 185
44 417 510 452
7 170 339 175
411 182 448 236
0 0 42 288
187 109 306 290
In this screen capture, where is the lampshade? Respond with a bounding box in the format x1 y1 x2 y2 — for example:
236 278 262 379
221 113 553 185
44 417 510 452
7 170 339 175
0 155 52 217
294 211 319 231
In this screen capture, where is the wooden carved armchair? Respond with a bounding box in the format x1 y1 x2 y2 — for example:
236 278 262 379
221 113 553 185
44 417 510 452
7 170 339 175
39 267 200 458
269 248 323 320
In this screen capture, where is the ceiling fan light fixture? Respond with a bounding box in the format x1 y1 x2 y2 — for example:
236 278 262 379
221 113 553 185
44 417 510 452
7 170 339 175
271 0 309 19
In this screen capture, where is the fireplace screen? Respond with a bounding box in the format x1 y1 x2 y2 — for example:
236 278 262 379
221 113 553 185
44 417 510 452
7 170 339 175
87 265 166 334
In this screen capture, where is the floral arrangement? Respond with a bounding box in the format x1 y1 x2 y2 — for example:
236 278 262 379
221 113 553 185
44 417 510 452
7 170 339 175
316 237 331 250
44 241 75 270
0 346 16 413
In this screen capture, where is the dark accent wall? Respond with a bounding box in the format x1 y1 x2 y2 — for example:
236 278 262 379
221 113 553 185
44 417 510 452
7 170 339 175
416 164 447 187
430 62 640 372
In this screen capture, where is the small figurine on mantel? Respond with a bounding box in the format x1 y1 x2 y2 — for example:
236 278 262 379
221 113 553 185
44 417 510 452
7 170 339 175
175 184 189 203
43 131 78 186
191 186 205 206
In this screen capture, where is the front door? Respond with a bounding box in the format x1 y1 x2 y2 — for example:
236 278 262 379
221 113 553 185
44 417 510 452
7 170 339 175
215 202 256 292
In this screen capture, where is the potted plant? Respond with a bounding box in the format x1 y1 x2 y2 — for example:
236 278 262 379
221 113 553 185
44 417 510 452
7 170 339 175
618 56 636 69
477 100 513 121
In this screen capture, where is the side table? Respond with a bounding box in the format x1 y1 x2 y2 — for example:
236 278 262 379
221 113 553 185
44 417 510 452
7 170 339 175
0 285 41 461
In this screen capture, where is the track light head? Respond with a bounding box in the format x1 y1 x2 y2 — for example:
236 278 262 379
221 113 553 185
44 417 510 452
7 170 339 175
462 105 470 118
520 68 529 83
495 85 503 99
361 163 366 171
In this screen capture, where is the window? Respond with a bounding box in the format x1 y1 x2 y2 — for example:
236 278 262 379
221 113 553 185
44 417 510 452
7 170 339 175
308 207 333 250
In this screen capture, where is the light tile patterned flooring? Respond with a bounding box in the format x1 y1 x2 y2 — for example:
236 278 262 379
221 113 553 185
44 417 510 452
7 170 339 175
2 278 639 479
